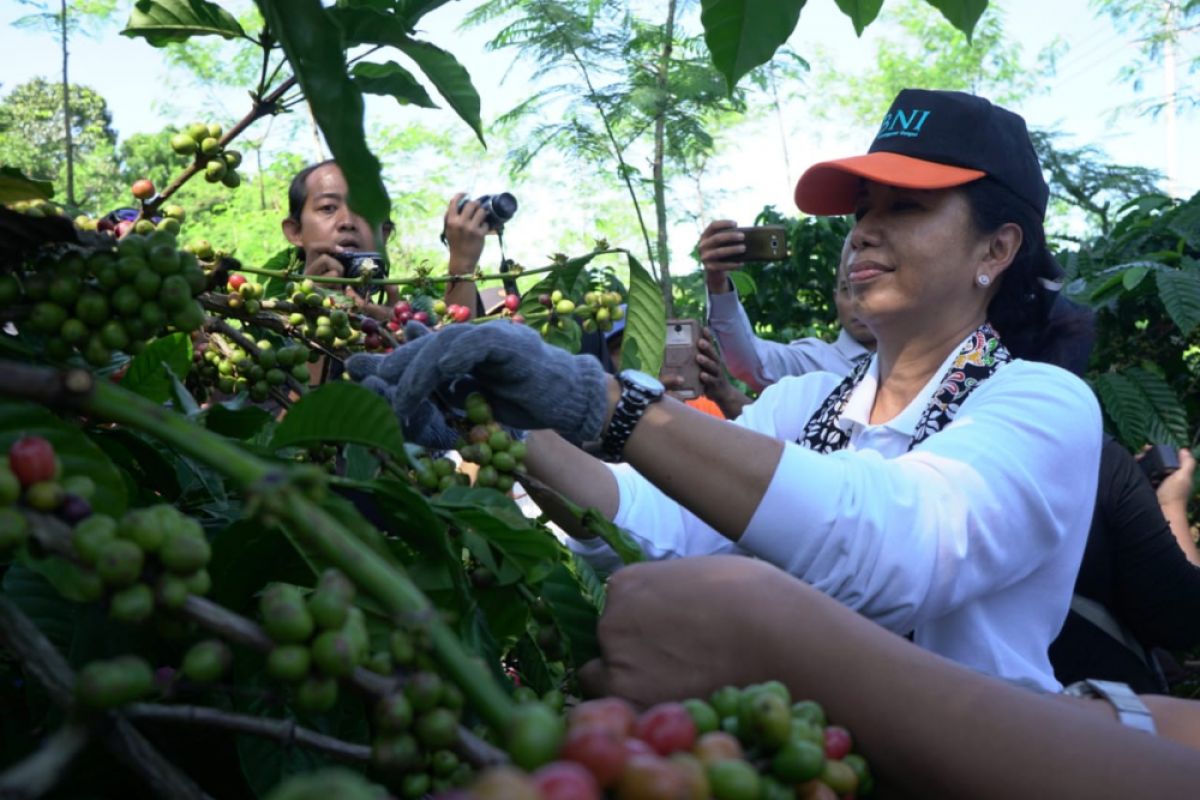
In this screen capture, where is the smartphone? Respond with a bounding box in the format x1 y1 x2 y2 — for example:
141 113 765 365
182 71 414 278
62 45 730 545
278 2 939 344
660 319 702 400
1139 444 1181 487
736 225 789 262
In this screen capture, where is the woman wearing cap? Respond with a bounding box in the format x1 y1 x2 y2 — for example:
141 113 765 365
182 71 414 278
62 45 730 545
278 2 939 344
348 89 1101 693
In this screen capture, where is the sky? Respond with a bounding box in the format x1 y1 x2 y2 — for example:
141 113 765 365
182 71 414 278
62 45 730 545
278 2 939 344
0 0 1194 268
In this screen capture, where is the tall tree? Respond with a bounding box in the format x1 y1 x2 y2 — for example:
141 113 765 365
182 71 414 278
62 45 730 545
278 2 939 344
467 0 770 314
0 78 117 206
11 0 118 204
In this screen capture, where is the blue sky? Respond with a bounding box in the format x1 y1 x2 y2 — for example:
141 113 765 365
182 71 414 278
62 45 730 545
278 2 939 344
0 0 1193 261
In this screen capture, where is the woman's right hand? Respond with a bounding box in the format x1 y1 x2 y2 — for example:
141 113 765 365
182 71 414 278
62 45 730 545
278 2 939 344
1155 446 1196 510
698 220 745 295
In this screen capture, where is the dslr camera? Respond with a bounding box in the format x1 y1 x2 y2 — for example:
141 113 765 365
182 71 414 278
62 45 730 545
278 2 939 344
458 192 518 231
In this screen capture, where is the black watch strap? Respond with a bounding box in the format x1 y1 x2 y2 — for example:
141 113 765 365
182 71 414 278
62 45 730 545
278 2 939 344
600 372 663 462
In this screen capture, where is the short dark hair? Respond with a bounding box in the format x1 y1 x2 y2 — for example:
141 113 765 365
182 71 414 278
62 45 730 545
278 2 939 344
962 177 1080 362
286 159 338 225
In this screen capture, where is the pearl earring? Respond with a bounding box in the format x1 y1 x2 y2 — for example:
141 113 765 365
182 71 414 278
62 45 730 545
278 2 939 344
976 274 991 287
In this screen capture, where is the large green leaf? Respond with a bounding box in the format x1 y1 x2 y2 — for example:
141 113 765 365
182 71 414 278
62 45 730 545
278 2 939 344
258 0 391 231
700 0 807 92
539 562 600 664
331 7 484 144
434 487 562 585
1093 368 1189 450
921 0 989 39
0 166 53 204
351 61 437 108
834 0 884 35
1155 262 1200 337
0 400 127 517
620 252 666 375
269 382 406 460
122 0 246 46
393 38 485 146
120 332 192 404
2 564 80 657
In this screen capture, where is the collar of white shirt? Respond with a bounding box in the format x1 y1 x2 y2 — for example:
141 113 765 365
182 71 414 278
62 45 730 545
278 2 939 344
836 337 971 440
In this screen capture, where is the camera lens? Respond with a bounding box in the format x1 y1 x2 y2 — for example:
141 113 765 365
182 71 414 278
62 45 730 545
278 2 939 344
489 193 518 223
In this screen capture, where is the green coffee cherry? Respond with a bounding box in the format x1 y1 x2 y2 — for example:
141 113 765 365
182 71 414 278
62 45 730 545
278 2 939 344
376 692 414 732
0 508 29 553
160 531 211 574
156 573 190 610
182 568 211 596
75 655 154 711
182 639 231 683
261 584 315 644
310 630 356 678
110 583 155 624
95 539 145 587
267 644 311 683
118 507 167 552
0 466 19 506
295 675 338 713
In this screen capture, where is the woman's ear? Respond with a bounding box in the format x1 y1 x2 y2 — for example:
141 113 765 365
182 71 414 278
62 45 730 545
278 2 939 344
981 222 1023 283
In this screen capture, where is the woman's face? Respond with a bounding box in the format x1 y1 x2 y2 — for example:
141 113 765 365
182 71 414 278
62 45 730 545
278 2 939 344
845 181 996 339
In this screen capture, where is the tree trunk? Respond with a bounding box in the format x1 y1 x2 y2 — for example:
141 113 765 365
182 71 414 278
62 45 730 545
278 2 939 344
60 0 75 206
653 0 678 317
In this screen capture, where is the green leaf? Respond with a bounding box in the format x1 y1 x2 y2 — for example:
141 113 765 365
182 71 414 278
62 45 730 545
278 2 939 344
121 0 246 46
700 0 807 92
204 403 274 441
434 487 562 585
393 38 485 146
620 252 666 375
539 562 600 664
728 270 757 298
351 61 437 108
0 400 127 517
331 7 484 145
258 0 391 231
120 332 192 404
921 0 989 39
2 564 80 656
581 509 645 566
834 0 884 35
0 166 53 204
270 382 406 460
1093 367 1189 450
1155 262 1200 336
1121 265 1150 290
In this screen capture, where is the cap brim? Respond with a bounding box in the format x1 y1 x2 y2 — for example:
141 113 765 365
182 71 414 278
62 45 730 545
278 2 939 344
795 152 987 215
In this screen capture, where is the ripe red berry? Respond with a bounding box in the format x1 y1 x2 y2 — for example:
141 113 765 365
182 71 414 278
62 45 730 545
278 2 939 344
511 313 525 325
504 293 520 312
559 725 628 788
532 761 601 800
8 436 58 487
227 274 246 291
393 300 411 317
360 318 379 335
413 311 430 324
364 334 382 350
396 312 412 324
452 305 471 323
824 725 853 760
570 697 637 738
633 703 697 756
131 179 155 200
386 320 401 332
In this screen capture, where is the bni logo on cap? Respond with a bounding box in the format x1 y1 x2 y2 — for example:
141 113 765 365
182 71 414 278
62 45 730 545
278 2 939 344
876 109 931 140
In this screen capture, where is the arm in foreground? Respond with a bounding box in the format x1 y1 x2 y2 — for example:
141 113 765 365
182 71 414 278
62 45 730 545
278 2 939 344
583 556 1200 800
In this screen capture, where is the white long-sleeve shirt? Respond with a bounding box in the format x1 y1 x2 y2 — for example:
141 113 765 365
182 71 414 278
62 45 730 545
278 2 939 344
706 285 870 392
571 342 1102 691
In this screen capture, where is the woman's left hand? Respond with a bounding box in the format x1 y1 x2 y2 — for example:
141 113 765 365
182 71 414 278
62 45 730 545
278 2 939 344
346 320 611 445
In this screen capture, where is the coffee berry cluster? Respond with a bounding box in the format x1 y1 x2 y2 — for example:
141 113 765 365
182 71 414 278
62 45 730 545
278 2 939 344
0 435 95 553
534 289 623 337
169 121 244 188
194 335 311 401
0 231 208 366
457 682 872 800
456 393 527 492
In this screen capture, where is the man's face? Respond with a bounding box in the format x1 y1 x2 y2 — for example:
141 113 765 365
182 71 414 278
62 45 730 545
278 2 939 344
282 164 387 277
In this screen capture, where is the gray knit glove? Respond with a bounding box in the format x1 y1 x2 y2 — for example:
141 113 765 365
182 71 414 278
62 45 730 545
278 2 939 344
346 320 609 446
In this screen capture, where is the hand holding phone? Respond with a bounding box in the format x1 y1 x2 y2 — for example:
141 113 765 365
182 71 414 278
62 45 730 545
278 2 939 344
1139 444 1181 487
660 319 702 400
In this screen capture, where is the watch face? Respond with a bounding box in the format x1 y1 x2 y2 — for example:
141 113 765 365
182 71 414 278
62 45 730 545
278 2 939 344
620 369 664 396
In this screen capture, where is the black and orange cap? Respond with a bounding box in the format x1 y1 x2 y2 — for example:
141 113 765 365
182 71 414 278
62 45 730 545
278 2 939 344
795 89 1048 218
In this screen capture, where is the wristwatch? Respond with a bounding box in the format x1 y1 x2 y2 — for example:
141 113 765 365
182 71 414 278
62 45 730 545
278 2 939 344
1062 679 1157 734
600 370 665 462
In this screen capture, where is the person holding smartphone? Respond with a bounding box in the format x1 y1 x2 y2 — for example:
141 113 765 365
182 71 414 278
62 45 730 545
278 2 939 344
700 230 876 395
350 89 1102 694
